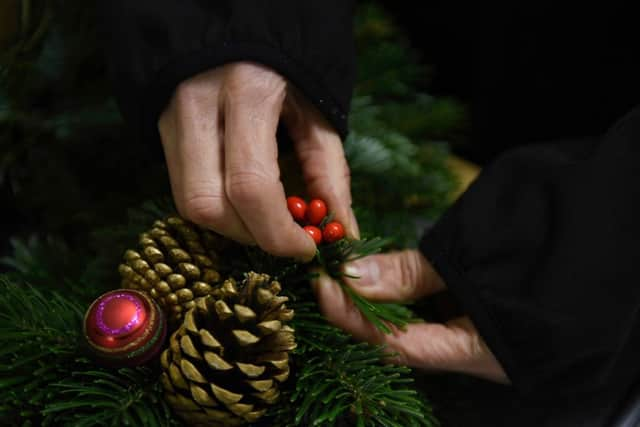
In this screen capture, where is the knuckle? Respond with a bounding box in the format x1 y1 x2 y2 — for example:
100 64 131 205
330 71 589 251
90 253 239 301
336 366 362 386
448 332 481 369
172 68 224 112
171 82 205 122
174 79 200 105
463 331 487 361
173 77 219 114
179 193 225 228
396 251 421 297
440 322 485 369
225 169 274 204
225 63 285 103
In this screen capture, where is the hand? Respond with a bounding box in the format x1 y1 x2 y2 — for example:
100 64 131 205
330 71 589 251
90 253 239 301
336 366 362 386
158 62 357 260
313 250 509 383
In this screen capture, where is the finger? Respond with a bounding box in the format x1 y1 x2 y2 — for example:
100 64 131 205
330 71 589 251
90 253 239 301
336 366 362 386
313 270 447 353
222 64 316 259
444 317 509 383
385 317 509 383
312 271 386 344
158 72 253 244
383 318 479 371
313 271 467 368
283 92 359 239
341 250 446 302
313 277 508 383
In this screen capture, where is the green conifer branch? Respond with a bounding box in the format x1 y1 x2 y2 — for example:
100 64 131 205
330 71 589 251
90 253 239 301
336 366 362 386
270 294 438 426
0 278 179 427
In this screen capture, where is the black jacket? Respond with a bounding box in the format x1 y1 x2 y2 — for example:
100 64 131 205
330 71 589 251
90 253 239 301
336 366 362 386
98 2 640 425
98 0 355 143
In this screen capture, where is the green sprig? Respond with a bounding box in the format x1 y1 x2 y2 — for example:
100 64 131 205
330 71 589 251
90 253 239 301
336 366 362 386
272 293 438 427
313 236 415 334
0 278 179 427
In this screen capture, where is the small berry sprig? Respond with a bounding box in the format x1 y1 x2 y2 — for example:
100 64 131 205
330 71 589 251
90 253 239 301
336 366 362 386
284 195 414 334
286 196 345 245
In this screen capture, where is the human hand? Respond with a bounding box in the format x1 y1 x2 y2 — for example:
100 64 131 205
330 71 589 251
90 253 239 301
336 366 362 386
313 250 509 383
158 62 357 260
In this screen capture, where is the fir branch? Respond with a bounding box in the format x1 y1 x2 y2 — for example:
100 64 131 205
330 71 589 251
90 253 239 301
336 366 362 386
346 96 457 246
270 292 438 427
341 286 409 334
0 278 85 424
42 366 179 427
0 235 85 294
0 277 181 426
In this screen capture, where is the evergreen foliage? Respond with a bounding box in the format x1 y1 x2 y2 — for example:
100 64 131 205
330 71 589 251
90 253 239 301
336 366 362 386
0 220 438 426
0 1 466 426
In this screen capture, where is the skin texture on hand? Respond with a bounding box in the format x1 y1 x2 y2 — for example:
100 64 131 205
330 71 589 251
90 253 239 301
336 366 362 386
313 250 510 384
158 62 358 260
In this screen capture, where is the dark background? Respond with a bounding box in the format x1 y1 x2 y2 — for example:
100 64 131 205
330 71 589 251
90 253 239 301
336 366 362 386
383 1 640 165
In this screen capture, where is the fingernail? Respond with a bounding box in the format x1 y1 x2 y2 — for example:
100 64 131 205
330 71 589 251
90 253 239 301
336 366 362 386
296 249 317 264
343 258 379 287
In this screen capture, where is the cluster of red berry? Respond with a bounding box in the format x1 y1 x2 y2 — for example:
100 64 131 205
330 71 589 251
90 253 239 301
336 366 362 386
287 196 345 245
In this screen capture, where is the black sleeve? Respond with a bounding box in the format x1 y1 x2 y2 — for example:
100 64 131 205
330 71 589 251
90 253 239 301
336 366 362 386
420 106 640 403
97 0 356 143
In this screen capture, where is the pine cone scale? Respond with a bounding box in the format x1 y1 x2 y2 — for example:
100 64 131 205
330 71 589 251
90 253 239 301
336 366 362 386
119 217 223 325
160 270 295 425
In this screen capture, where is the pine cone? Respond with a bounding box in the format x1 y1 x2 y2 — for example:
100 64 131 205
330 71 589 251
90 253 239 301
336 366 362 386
160 272 295 426
118 216 227 326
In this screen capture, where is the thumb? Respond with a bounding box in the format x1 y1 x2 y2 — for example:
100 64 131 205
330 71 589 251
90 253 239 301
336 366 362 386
342 250 446 302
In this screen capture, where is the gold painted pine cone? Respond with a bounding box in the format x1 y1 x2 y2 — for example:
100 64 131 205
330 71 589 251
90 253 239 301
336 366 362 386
160 272 295 426
117 216 229 326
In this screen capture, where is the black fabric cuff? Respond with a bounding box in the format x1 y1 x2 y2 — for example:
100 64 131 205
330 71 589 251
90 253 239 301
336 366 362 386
419 212 528 395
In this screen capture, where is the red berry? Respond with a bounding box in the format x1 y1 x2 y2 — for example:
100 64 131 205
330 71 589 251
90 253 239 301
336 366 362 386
286 196 307 222
323 221 345 243
303 225 323 245
306 199 328 225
